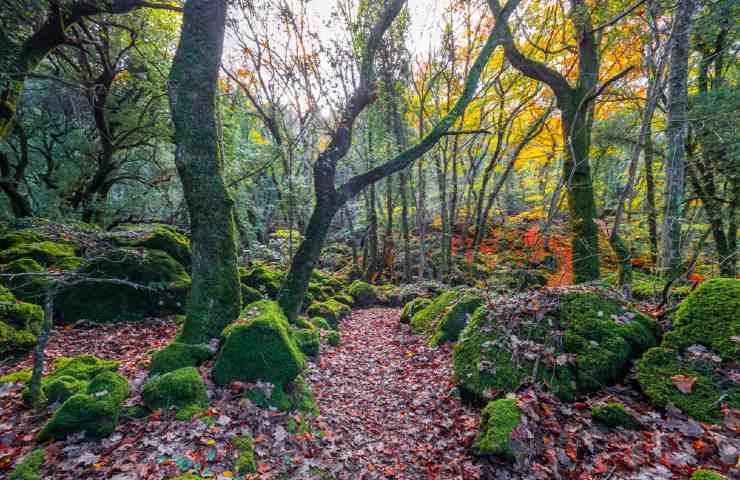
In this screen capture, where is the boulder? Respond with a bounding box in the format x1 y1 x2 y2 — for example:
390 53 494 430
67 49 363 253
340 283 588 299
22 354 119 406
142 366 208 420
304 299 350 327
0 241 78 267
293 328 320 357
149 342 212 376
400 297 432 324
472 398 522 459
428 294 485 346
239 263 284 298
0 285 43 357
347 280 378 307
108 224 191 268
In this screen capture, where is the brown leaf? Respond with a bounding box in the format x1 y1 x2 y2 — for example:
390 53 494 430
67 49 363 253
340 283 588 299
671 374 697 394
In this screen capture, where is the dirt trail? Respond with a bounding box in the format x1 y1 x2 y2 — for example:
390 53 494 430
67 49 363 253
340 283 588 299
305 308 482 479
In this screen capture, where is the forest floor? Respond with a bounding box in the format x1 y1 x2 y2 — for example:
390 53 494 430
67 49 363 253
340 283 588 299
1 309 738 479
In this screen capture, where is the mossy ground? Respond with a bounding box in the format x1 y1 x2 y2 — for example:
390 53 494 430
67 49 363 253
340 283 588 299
691 470 728 480
142 366 208 420
232 434 257 474
9 448 44 480
591 402 640 429
149 341 212 375
244 375 318 414
293 328 320 357
305 299 350 328
472 397 522 458
0 284 43 357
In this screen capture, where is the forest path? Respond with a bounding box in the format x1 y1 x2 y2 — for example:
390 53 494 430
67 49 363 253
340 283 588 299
304 308 483 479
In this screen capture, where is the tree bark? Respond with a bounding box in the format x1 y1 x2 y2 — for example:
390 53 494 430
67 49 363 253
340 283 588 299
168 0 240 342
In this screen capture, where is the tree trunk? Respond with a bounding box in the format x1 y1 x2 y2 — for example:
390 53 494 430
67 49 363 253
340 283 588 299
168 0 240 342
659 0 695 278
644 128 659 266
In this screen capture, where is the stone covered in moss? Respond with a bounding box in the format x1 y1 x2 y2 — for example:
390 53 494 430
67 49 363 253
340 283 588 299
429 294 484 346
310 316 332 331
213 300 304 387
0 229 44 250
149 342 213 375
332 293 354 307
0 241 78 267
240 263 284 298
410 289 468 335
636 279 740 423
241 283 263 305
293 328 320 357
305 299 350 328
0 258 49 303
43 376 88 404
143 366 208 420
472 398 522 459
454 289 660 402
109 224 191 268
400 298 432 324
38 371 129 440
232 434 257 474
347 280 378 307
591 402 640 429
327 330 340 346
0 285 43 357
244 375 318 414
691 470 728 480
9 448 44 480
55 247 191 323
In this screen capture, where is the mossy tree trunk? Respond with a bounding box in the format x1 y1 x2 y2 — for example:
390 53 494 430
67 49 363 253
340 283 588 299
277 0 520 321
168 0 240 342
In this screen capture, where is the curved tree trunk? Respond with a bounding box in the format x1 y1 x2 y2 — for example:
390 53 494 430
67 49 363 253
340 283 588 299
168 0 240 342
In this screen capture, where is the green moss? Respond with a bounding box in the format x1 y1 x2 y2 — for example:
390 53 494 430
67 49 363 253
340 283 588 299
0 258 49 302
38 371 128 440
54 256 84 271
109 224 191 268
240 283 263 305
0 229 43 250
9 448 44 480
332 293 354 307
293 328 320 357
347 280 377 307
0 367 31 383
149 342 212 376
667 278 740 360
0 241 77 267
410 290 464 335
0 286 43 357
232 434 257 474
142 367 208 420
472 398 522 458
636 347 738 423
55 247 191 323
245 376 318 414
691 470 728 480
213 301 304 386
305 299 350 328
43 376 88 404
400 298 432 324
454 290 660 402
591 402 640 429
327 330 340 346
310 316 332 331
240 263 284 298
429 295 484 346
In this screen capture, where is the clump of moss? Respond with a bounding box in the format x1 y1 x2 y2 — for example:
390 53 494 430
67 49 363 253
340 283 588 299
43 376 88 404
310 316 332 331
109 224 191 268
0 241 78 267
305 299 350 328
591 402 640 429
232 434 257 474
347 280 377 307
400 297 432 324
38 371 129 440
326 330 340 346
429 294 484 346
472 398 522 459
293 328 320 357
244 376 318 415
149 342 212 375
0 285 43 357
332 293 354 307
9 448 45 480
0 229 43 250
636 279 740 423
691 470 728 480
0 367 32 384
55 247 191 323
240 263 284 298
241 284 263 305
142 367 208 420
410 289 466 335
454 289 660 402
0 258 49 303
213 301 304 387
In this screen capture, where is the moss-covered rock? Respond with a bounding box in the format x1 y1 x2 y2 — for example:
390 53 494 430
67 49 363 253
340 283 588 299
347 280 377 307
293 328 320 358
0 285 43 357
332 293 354 307
240 283 263 305
400 298 431 324
213 300 304 387
691 470 728 480
43 376 88 404
429 294 484 346
0 241 78 267
240 263 284 298
591 402 640 429
636 279 740 423
472 398 522 459
0 258 49 303
488 269 548 291
305 299 350 328
0 367 31 384
38 371 129 440
410 289 469 336
108 224 191 268
55 247 191 323
454 289 660 402
149 342 213 376
310 316 332 331
9 448 44 480
232 434 257 474
0 229 44 250
143 367 208 420
244 375 318 414
327 330 340 346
